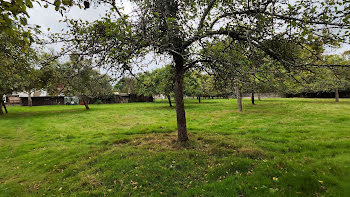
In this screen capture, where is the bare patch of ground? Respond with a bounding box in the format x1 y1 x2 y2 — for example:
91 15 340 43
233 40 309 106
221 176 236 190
113 131 267 159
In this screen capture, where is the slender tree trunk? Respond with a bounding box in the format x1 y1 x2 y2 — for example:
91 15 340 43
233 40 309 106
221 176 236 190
335 88 339 102
258 93 261 101
82 96 90 110
251 91 255 105
198 96 201 103
167 95 172 107
235 86 243 112
174 55 188 142
28 91 32 107
0 101 3 115
2 101 8 114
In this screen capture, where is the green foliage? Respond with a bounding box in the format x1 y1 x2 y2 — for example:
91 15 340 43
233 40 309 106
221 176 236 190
0 33 37 96
201 39 272 95
151 65 175 97
93 99 103 104
134 71 156 96
23 67 45 94
43 55 114 100
114 77 135 94
280 54 350 94
184 70 217 97
0 0 76 44
131 66 219 97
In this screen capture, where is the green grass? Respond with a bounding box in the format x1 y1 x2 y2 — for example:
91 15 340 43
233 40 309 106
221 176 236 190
0 98 349 196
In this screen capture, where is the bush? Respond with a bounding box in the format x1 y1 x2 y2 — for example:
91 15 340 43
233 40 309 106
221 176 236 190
94 99 103 104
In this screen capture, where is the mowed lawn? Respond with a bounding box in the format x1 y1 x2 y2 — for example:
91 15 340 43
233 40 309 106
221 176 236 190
0 98 349 196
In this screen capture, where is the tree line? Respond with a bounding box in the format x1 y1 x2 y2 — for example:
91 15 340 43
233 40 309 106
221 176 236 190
0 40 113 114
114 50 350 111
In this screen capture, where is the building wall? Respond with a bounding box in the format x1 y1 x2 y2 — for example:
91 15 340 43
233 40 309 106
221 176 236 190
85 94 153 105
21 97 65 106
286 91 350 98
129 94 154 102
6 96 22 106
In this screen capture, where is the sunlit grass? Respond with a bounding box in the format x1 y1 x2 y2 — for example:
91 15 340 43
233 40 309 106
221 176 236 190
0 98 349 196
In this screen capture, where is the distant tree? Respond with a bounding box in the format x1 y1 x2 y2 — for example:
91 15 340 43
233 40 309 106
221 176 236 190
201 40 258 112
134 71 156 96
325 55 350 102
23 66 45 107
45 56 114 110
282 54 350 102
184 71 219 103
152 65 175 107
184 71 202 103
0 33 36 114
134 65 175 107
114 77 136 94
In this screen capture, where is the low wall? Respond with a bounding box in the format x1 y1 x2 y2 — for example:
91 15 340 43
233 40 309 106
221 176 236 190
286 91 350 98
21 97 65 106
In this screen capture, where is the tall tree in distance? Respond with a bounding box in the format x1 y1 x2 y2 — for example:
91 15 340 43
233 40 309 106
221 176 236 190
115 77 136 94
151 65 176 107
44 56 114 110
0 33 37 114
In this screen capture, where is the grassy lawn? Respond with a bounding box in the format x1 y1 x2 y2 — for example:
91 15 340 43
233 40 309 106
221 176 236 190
0 98 349 196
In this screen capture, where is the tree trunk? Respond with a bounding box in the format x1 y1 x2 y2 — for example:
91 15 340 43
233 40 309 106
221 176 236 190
167 95 172 107
0 101 3 115
82 96 90 110
235 86 243 112
174 55 188 142
198 96 201 103
258 93 261 101
2 101 8 114
251 91 255 105
28 91 32 107
335 88 339 102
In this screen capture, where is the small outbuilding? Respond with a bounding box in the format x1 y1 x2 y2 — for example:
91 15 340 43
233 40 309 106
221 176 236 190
21 96 65 106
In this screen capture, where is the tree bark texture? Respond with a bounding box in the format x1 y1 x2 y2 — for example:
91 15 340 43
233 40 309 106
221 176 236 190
335 88 339 102
2 101 8 114
0 101 3 115
251 91 255 105
28 91 32 107
235 86 243 112
167 95 172 107
174 55 188 142
82 96 90 110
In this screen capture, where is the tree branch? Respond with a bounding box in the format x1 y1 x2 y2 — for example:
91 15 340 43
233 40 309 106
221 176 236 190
198 0 217 31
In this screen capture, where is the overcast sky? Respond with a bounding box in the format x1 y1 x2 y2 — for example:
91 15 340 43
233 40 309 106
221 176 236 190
27 2 349 59
27 1 133 33
27 2 169 72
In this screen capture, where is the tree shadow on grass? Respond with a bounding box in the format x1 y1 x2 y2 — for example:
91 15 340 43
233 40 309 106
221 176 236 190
148 102 220 111
0 107 91 119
